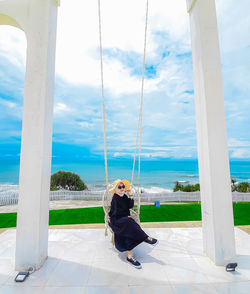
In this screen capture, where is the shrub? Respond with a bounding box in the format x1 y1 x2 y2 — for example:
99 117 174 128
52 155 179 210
236 182 250 193
173 181 200 192
194 183 200 191
182 184 195 192
173 181 184 192
231 179 237 192
50 171 87 191
174 179 250 193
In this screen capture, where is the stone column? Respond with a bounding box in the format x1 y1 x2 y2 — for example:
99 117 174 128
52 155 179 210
186 0 236 265
0 0 59 271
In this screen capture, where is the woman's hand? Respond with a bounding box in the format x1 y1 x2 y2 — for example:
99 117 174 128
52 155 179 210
127 189 133 197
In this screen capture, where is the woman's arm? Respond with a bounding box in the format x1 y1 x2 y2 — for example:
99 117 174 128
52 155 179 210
127 190 134 208
109 196 117 217
109 195 124 218
128 198 134 208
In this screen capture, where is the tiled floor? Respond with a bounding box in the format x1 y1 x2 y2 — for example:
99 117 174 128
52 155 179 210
0 227 249 293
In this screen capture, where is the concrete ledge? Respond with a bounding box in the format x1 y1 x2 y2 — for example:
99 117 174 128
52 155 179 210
1 222 250 234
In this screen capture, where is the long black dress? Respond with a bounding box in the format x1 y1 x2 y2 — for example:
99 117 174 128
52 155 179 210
108 193 148 252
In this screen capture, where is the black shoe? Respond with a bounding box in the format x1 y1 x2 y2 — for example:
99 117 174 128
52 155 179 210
144 236 158 245
127 256 142 269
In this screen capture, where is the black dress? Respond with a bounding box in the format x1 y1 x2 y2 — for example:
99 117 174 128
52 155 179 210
108 193 148 252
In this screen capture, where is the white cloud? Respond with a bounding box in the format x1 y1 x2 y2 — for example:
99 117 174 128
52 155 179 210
0 26 26 69
55 0 189 95
216 0 250 53
228 138 250 148
0 97 16 109
0 97 22 120
0 0 191 97
230 149 250 159
54 102 71 115
0 0 250 159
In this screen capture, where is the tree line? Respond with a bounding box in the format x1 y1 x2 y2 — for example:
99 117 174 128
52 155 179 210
173 179 250 193
50 170 250 193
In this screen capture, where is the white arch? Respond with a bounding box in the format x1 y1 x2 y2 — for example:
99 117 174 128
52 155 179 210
0 13 22 29
0 0 235 272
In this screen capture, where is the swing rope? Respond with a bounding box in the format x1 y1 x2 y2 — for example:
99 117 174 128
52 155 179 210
98 0 149 235
187 0 197 14
98 0 109 189
131 0 149 193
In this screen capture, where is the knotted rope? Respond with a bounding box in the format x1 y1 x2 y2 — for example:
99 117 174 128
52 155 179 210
98 0 149 236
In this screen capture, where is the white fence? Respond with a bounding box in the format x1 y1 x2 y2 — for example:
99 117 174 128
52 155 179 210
50 190 103 201
0 190 250 206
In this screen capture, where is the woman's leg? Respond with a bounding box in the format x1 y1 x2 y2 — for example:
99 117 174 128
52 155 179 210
127 249 133 259
126 248 141 269
122 217 149 242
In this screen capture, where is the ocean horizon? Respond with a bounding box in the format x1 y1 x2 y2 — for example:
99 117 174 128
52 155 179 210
1 158 250 192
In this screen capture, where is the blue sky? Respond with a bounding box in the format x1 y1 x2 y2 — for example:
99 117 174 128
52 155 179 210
0 0 250 161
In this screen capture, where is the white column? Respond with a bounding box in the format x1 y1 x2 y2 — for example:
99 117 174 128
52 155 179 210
16 0 58 271
186 0 236 265
0 0 58 271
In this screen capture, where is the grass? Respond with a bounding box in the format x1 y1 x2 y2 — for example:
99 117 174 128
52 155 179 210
0 202 250 229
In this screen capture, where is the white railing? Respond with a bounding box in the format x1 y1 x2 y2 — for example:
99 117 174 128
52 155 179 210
50 190 103 201
0 190 250 206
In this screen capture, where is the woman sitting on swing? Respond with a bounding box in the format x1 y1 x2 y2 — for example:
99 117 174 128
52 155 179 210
108 179 158 269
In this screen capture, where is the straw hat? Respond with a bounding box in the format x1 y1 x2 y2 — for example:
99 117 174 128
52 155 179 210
109 179 130 194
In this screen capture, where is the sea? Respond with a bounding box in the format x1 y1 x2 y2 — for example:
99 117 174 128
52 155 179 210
1 158 250 193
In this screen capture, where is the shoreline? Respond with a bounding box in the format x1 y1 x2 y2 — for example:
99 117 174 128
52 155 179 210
0 183 175 193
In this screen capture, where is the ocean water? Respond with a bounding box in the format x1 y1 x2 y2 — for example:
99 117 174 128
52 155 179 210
1 158 250 192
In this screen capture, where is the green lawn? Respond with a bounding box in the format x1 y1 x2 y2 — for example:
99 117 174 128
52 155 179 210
0 202 250 229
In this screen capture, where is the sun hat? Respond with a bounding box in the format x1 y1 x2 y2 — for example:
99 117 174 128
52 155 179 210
109 179 130 194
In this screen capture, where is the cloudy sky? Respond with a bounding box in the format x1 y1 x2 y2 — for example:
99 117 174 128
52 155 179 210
0 0 250 161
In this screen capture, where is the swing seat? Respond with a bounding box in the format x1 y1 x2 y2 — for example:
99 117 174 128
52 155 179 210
102 183 141 244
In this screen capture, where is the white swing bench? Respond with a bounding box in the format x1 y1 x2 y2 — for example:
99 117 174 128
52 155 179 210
102 183 141 244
